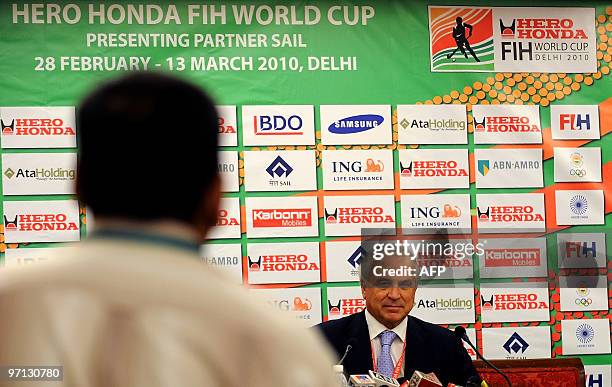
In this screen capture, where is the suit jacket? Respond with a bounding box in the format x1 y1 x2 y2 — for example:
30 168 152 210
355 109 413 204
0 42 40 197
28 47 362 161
316 311 479 386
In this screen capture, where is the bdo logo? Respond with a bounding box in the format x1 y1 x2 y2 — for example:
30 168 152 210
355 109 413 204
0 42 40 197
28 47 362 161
253 114 303 135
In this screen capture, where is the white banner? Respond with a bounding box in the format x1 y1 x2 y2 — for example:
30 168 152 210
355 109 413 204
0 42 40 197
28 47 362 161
3 200 80 243
2 153 77 195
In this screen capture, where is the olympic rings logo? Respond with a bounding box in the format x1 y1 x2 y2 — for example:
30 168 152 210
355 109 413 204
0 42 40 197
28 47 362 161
575 298 592 306
569 168 587 177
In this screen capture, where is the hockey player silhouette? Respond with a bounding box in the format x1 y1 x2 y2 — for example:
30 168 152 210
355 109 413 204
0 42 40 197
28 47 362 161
446 16 480 62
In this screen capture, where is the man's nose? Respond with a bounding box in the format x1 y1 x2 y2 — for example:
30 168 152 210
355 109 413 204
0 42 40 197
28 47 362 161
387 287 401 299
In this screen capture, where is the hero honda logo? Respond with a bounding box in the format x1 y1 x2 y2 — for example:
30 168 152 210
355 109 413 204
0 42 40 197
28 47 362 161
474 115 539 133
480 293 547 311
0 118 75 136
3 213 78 231
328 114 384 134
252 208 312 227
400 160 467 177
325 206 393 224
253 114 303 135
499 18 588 39
503 332 529 356
328 298 366 316
477 205 544 222
248 254 319 272
216 209 239 227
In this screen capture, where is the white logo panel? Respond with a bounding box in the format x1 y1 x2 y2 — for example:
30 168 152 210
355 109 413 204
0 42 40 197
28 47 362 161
482 327 551 360
554 147 601 183
410 287 475 324
324 195 395 236
555 190 604 225
320 105 392 145
478 237 548 278
322 150 394 190
324 241 363 283
401 194 471 234
326 286 365 321
479 287 550 323
247 242 320 285
2 153 77 195
3 200 80 243
0 107 77 148
559 276 608 312
208 197 241 239
473 105 541 144
218 151 239 192
242 105 315 146
476 193 545 233
551 105 600 140
245 196 318 238
397 104 467 144
557 233 606 269
399 149 469 189
561 319 611 355
216 105 238 146
200 243 243 284
475 148 543 188
244 150 316 192
251 287 322 327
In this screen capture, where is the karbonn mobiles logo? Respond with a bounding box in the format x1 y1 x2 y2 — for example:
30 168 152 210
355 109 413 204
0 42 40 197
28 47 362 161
568 152 587 177
328 298 366 316
565 241 597 258
252 208 312 227
473 116 539 133
3 214 77 231
0 118 75 136
481 293 547 311
400 161 468 177
248 254 319 272
216 210 239 227
253 114 303 135
218 116 236 134
559 113 591 131
477 206 544 222
484 248 541 267
499 18 588 39
325 207 393 224
328 114 384 134
266 156 293 178
503 332 529 354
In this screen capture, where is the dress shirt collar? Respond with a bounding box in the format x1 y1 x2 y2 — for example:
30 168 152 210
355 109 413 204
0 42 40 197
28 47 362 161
365 309 408 343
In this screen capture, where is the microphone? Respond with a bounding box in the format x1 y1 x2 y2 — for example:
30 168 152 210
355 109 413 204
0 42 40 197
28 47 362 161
348 371 399 387
338 343 353 366
454 326 512 387
408 370 442 386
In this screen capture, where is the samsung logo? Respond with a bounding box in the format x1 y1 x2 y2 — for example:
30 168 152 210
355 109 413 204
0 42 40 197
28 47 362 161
329 114 384 134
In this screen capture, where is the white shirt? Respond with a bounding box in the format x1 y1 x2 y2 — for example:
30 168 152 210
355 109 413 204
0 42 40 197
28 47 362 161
365 309 408 377
0 228 338 387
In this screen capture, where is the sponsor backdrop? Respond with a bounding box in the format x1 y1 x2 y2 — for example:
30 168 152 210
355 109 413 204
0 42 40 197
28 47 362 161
0 0 610 377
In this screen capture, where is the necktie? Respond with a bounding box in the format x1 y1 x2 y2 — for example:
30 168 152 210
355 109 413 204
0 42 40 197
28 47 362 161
377 330 397 378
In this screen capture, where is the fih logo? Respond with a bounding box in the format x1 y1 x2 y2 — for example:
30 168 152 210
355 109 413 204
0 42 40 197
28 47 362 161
499 19 516 38
216 210 239 227
248 256 261 272
587 373 605 387
3 213 77 231
565 241 597 258
266 156 293 178
400 161 467 177
1 119 14 135
328 300 341 316
292 297 312 311
0 118 75 136
347 246 365 268
575 287 592 307
253 114 303 135
503 332 529 354
481 295 494 311
328 114 384 134
559 113 591 131
569 152 587 177
218 116 236 134
569 195 588 216
478 160 490 176
576 323 595 344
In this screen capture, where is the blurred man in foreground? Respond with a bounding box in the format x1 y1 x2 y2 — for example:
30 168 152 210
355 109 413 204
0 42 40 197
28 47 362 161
0 73 337 387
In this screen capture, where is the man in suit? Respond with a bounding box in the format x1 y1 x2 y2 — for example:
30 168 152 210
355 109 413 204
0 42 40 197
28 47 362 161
0 73 338 387
316 237 480 385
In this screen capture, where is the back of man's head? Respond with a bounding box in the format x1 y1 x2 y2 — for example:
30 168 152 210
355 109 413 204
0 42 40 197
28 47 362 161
77 72 219 228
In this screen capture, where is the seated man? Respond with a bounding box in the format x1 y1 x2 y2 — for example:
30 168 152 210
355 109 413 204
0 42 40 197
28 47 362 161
316 236 480 385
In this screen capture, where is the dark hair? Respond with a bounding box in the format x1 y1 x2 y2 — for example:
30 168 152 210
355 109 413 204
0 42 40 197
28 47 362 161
77 72 219 223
